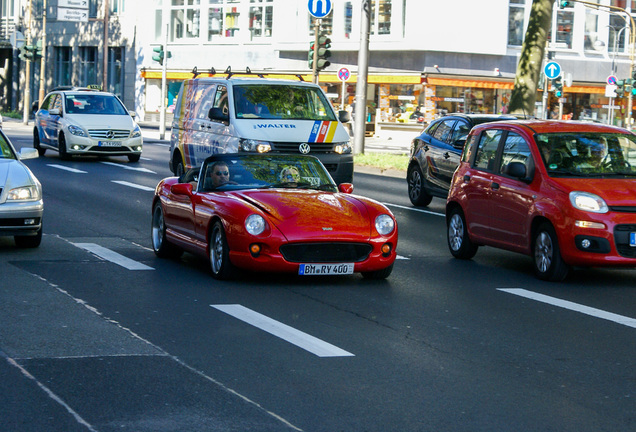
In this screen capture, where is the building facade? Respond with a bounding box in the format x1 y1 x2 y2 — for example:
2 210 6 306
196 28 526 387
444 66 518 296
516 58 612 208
2 0 636 127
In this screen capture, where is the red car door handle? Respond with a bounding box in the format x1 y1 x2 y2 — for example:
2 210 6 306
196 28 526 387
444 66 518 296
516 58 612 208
463 175 470 182
491 182 500 190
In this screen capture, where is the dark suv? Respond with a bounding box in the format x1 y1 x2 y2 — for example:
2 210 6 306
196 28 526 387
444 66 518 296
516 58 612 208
407 113 516 206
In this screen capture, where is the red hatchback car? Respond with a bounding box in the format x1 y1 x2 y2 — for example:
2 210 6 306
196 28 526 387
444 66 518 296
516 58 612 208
446 120 636 281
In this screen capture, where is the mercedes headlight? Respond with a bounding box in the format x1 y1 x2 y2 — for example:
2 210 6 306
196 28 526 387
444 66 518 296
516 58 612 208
569 191 608 214
239 138 272 153
7 185 41 201
245 214 267 235
130 125 142 138
68 125 87 137
375 214 395 235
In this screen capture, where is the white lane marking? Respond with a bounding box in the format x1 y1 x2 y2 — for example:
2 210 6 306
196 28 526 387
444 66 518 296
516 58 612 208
72 243 154 270
396 255 409 260
47 164 87 174
384 202 445 217
140 156 152 161
111 180 155 192
211 304 355 358
499 288 636 329
100 161 156 174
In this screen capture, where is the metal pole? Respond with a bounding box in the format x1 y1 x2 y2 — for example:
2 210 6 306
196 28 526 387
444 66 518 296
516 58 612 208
312 19 320 84
103 0 109 90
159 24 168 140
38 0 47 108
353 0 370 155
22 0 32 125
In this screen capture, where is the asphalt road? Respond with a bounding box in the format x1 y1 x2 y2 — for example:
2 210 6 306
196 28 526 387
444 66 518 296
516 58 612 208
1 121 635 432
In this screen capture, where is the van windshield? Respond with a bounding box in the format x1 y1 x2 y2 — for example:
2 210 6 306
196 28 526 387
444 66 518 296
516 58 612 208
233 84 337 121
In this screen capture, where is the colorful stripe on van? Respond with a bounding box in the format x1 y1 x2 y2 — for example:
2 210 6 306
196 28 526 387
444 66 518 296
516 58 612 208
308 121 338 143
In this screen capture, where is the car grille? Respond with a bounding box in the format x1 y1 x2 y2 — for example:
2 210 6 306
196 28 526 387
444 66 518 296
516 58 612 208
0 217 41 227
271 142 335 153
280 242 373 263
614 224 636 258
88 129 130 139
90 146 129 152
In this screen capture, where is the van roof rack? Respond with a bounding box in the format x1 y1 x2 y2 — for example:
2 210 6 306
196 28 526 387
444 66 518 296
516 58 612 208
191 66 305 81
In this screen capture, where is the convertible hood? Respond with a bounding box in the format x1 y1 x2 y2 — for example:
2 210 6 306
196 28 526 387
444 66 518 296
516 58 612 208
66 114 136 130
233 189 371 241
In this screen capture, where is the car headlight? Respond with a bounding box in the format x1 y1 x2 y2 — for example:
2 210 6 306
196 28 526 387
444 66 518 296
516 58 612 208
239 138 271 153
569 191 608 214
334 141 352 154
375 214 395 235
130 125 142 138
7 185 41 201
245 214 267 235
68 125 87 137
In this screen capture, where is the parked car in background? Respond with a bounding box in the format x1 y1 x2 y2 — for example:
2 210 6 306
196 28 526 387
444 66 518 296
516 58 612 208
446 120 636 281
0 130 43 248
152 153 397 280
407 113 516 206
34 88 142 162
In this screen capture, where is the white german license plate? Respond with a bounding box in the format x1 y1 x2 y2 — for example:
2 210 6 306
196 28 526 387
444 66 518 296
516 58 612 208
98 141 121 147
299 263 354 275
630 232 636 247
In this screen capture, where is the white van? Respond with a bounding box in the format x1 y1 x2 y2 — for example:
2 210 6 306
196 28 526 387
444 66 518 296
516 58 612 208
169 77 354 184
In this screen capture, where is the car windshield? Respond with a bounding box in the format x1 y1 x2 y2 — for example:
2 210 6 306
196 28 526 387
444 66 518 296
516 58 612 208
233 84 337 121
536 132 636 177
197 154 337 192
0 134 17 160
64 94 129 115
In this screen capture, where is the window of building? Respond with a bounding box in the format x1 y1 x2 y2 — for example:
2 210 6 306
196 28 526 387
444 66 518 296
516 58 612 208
310 14 333 36
108 47 124 99
89 0 98 18
555 5 574 49
608 14 627 54
584 9 600 51
208 0 241 39
54 47 72 87
111 0 126 14
344 1 353 39
508 0 525 46
371 0 392 35
170 0 201 41
79 47 98 87
249 0 273 39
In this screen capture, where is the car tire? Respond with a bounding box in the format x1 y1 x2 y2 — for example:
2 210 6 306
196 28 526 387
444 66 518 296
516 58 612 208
128 154 141 163
209 221 235 280
151 203 182 258
407 165 433 206
447 207 478 260
532 222 569 281
362 263 394 280
33 129 46 156
58 134 71 160
174 154 185 176
15 226 42 248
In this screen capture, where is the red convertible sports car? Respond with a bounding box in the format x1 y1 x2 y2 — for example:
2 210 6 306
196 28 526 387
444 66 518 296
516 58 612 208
151 153 397 279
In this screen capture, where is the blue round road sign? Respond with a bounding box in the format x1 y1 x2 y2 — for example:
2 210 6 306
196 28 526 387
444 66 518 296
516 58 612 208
544 61 562 80
308 0 333 19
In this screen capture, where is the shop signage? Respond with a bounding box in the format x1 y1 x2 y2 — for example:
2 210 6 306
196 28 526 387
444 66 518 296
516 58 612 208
431 97 464 103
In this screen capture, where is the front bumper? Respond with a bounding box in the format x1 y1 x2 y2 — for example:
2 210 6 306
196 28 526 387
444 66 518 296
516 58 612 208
64 134 143 156
0 199 44 236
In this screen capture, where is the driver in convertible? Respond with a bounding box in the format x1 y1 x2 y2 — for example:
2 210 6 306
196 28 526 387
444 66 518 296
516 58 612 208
279 166 301 183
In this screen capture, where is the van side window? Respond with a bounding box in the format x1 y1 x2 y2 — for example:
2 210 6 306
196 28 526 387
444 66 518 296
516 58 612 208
194 85 217 120
213 86 229 115
474 129 502 171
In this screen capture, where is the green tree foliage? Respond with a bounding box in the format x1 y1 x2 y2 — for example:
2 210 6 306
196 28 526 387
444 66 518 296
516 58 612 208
508 0 554 116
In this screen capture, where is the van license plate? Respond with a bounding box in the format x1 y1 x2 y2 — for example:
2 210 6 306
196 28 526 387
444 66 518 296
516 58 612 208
99 141 121 147
630 232 636 247
299 263 354 275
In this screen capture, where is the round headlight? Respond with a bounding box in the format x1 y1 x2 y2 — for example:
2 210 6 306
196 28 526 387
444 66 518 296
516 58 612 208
375 214 395 236
569 191 608 214
245 214 267 235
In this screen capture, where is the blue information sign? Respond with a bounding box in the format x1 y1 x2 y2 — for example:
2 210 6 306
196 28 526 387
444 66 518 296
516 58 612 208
544 61 562 80
308 0 333 19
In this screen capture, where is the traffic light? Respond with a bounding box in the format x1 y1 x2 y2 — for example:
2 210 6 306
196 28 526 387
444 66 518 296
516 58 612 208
308 41 315 69
616 80 625 97
552 76 563 97
152 45 165 65
18 45 39 61
316 33 332 71
558 1 571 8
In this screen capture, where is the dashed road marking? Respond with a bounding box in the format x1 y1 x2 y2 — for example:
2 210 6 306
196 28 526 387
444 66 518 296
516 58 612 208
499 288 636 329
47 164 87 173
384 202 445 217
100 161 156 174
111 180 156 191
211 304 355 357
72 243 154 270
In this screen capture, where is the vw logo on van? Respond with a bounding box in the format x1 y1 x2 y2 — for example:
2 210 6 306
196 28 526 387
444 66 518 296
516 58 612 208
299 143 311 154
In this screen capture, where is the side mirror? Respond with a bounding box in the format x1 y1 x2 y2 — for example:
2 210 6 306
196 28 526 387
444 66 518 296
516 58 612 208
208 107 229 123
128 111 137 118
19 148 39 160
171 183 193 196
338 183 354 194
49 108 61 116
338 110 351 123
505 161 528 179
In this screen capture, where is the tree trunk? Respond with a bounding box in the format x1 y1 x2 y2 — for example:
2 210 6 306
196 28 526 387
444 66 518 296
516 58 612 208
508 0 554 116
